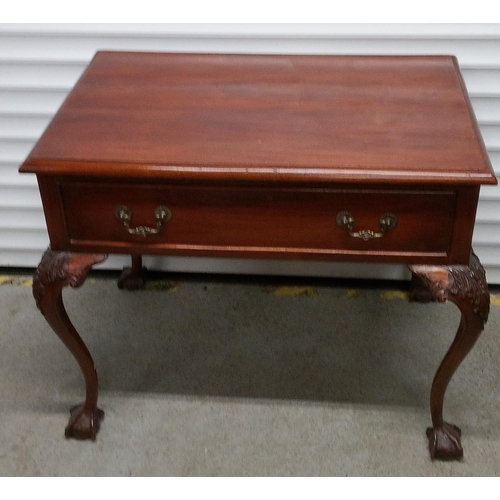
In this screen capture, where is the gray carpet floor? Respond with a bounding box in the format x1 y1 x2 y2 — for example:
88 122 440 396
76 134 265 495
0 272 499 476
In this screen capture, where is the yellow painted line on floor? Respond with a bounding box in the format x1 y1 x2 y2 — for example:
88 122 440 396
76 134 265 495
378 291 500 306
380 290 409 301
0 274 183 292
1 272 499 306
270 286 317 297
491 295 500 306
0 275 32 286
146 281 180 292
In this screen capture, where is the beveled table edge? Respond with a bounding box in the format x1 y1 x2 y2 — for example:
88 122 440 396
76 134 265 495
19 160 499 186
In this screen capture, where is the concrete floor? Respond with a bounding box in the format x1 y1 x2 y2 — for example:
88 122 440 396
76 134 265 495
0 271 499 476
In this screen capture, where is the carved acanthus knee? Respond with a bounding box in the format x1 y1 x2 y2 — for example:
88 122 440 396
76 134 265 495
410 252 489 325
33 249 108 313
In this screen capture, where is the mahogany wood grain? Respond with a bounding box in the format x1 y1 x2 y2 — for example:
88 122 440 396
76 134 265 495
21 52 496 186
447 186 481 263
56 180 456 262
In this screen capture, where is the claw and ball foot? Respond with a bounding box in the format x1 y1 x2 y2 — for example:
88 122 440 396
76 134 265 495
410 252 490 461
117 255 147 290
33 248 108 440
426 423 463 461
66 403 105 440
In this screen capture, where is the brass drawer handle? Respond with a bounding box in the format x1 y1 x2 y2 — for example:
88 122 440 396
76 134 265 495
336 211 397 241
115 205 171 237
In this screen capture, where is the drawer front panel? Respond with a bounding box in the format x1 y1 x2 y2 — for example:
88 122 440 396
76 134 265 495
59 182 456 257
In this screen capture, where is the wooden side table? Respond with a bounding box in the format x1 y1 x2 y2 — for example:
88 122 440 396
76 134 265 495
20 52 497 460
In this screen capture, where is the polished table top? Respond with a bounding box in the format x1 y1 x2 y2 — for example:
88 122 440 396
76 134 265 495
21 51 496 186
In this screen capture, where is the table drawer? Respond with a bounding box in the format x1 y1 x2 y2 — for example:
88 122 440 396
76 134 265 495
57 182 457 260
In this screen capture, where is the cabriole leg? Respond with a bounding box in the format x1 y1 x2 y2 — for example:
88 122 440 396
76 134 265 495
410 252 490 460
33 248 107 440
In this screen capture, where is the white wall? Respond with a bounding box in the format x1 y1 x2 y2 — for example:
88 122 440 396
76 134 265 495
1 23 500 282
